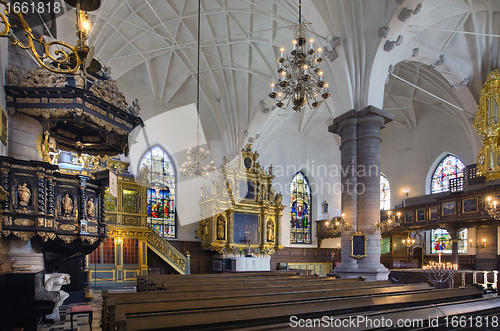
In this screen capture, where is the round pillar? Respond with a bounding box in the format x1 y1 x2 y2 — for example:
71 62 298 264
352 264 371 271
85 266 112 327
8 113 42 161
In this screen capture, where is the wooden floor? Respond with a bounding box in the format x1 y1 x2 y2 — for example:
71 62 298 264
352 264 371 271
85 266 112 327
41 287 135 331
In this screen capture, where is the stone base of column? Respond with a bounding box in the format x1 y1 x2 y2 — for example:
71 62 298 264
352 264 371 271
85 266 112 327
337 262 389 281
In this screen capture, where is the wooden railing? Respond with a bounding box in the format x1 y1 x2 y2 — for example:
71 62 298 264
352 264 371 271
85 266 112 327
146 227 190 275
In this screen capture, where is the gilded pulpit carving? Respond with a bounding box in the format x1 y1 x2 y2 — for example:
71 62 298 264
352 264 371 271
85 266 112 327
197 144 284 254
17 183 31 207
87 198 96 219
62 194 73 215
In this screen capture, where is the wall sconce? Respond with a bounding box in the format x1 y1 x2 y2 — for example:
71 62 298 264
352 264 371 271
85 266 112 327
470 239 487 249
374 210 401 233
337 213 352 231
402 189 410 197
402 237 416 248
116 237 122 246
486 196 500 220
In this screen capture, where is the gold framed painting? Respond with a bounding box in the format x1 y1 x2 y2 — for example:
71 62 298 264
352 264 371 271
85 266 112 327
442 201 456 216
463 197 478 214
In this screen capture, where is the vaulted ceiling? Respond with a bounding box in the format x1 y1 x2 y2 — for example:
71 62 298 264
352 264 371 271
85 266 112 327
55 0 500 159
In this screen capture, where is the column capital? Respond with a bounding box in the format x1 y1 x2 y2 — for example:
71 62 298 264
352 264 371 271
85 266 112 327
329 106 394 135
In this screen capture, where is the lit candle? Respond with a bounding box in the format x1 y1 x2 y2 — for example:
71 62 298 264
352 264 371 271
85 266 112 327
303 64 308 75
317 47 322 53
293 39 297 50
270 83 275 92
318 70 324 81
324 82 329 93
280 47 285 58
309 38 314 50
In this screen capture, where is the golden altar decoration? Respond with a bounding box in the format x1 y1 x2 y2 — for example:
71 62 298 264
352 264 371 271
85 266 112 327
196 144 285 254
474 70 500 181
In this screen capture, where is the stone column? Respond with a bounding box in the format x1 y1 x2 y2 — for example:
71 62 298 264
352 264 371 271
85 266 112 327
8 113 42 161
329 106 393 281
329 112 358 274
355 106 392 279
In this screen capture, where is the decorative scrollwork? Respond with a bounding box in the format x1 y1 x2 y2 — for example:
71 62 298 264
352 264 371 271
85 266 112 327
0 0 83 74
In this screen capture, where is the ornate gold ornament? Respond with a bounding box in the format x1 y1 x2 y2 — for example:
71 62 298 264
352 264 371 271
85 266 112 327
350 230 367 260
83 236 99 244
13 218 34 227
59 224 77 231
58 235 77 244
474 70 500 181
12 231 35 241
0 0 101 74
38 231 56 242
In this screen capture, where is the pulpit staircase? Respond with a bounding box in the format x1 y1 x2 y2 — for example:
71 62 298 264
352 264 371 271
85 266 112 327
146 227 190 275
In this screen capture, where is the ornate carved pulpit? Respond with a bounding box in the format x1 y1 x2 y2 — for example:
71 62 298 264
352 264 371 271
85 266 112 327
196 144 284 256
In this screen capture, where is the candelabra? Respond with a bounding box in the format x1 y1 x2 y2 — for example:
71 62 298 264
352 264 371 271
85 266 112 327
374 210 401 233
485 196 500 220
423 262 458 289
269 0 330 111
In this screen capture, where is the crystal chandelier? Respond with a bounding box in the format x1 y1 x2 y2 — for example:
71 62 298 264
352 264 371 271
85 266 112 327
269 0 330 111
179 0 215 178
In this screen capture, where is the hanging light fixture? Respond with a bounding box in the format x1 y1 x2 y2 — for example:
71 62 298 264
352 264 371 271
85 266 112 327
269 0 330 112
179 0 216 178
0 0 102 74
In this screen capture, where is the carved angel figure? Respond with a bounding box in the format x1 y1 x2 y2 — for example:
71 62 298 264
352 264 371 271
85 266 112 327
267 220 275 242
217 216 225 240
18 183 31 207
62 193 73 214
87 198 96 218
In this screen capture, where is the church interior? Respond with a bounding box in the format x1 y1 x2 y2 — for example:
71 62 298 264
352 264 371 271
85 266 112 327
2 0 500 330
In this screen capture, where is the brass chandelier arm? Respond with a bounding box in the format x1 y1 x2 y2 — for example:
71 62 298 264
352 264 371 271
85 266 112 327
0 0 82 74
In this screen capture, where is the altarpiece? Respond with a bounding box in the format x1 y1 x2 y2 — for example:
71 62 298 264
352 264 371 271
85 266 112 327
196 144 284 255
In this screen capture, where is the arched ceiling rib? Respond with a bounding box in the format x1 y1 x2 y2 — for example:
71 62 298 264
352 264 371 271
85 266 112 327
52 0 500 160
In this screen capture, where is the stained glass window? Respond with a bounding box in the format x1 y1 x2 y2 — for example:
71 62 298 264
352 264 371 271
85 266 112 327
140 146 176 238
290 172 311 244
431 155 465 194
380 174 390 210
431 228 467 254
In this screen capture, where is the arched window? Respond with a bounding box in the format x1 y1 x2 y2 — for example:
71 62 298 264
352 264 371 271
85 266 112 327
290 172 311 244
431 155 465 194
380 174 390 210
139 146 176 238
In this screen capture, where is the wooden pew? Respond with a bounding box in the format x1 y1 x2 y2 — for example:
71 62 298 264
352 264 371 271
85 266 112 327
137 276 364 292
111 286 483 330
103 277 383 327
229 296 500 330
137 275 365 292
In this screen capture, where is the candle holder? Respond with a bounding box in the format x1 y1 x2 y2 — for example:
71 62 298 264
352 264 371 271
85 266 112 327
423 262 458 289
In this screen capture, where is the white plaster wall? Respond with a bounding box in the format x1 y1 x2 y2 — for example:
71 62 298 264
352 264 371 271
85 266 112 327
380 107 480 207
255 117 341 248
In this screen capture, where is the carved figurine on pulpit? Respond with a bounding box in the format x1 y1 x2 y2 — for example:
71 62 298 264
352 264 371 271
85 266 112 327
17 183 31 207
197 144 284 254
62 193 73 215
87 198 96 219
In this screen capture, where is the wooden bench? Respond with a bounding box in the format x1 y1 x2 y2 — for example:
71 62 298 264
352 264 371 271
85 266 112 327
111 286 483 330
137 274 364 292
